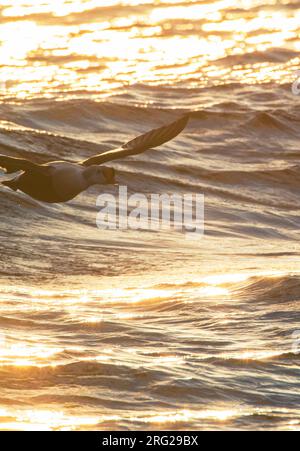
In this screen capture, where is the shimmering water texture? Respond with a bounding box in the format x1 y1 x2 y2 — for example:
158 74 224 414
1 272 300 431
1 0 300 431
0 0 300 99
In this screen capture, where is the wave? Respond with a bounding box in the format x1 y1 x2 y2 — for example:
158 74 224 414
214 351 300 369
151 273 300 306
1 98 299 157
238 275 300 304
1 94 298 135
174 164 300 186
243 112 299 135
216 48 300 66
1 90 300 247
0 360 164 389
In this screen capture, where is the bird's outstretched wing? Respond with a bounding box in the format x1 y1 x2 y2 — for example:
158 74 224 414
0 155 51 175
81 115 189 167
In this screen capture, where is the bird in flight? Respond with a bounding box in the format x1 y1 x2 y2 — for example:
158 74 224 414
0 115 189 204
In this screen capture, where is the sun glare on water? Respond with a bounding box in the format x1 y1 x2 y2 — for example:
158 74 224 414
0 0 299 433
0 0 299 99
0 268 296 430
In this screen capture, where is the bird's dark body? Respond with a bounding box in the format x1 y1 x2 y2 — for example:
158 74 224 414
3 172 63 203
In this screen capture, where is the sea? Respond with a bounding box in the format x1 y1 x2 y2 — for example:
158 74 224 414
0 0 300 431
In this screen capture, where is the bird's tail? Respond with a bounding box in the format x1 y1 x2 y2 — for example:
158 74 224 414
1 179 17 190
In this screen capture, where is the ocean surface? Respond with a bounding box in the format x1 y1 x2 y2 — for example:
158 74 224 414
0 0 300 431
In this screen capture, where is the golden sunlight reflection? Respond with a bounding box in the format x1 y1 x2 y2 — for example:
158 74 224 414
135 408 239 424
0 0 299 99
202 270 285 286
0 406 295 431
1 0 299 433
132 406 296 427
0 407 101 431
3 270 288 315
229 350 285 361
198 286 230 297
0 406 239 431
0 341 61 367
0 269 290 373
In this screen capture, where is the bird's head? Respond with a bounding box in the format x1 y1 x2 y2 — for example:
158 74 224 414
84 165 116 186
